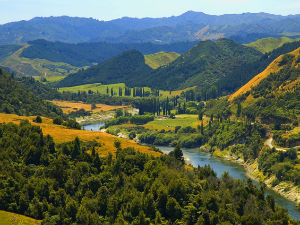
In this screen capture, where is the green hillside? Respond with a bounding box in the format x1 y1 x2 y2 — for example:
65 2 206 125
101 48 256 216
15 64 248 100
231 48 300 146
57 50 153 87
144 51 180 69
0 67 63 117
1 45 79 82
0 44 22 61
245 37 300 53
141 38 263 90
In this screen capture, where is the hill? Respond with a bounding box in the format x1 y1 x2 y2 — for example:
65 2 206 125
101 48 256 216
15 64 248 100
56 50 153 87
0 67 63 117
245 37 300 53
0 12 299 44
0 44 79 81
144 52 180 69
20 39 195 67
230 48 300 124
0 210 41 225
141 38 263 90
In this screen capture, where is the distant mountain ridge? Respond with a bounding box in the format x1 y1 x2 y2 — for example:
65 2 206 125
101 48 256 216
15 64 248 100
0 12 299 44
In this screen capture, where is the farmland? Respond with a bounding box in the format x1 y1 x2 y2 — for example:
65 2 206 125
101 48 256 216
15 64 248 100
143 114 208 131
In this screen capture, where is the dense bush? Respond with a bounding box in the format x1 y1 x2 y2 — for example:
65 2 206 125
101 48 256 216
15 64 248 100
0 121 296 225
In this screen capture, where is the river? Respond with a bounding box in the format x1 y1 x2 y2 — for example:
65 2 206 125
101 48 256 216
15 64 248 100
82 122 300 220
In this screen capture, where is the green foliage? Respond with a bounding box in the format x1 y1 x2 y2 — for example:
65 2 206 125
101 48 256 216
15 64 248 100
258 148 300 185
0 121 295 225
0 68 63 117
105 114 154 128
22 39 194 67
0 44 22 61
57 50 153 88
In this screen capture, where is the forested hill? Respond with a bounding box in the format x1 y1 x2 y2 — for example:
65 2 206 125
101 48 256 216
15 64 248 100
0 120 297 224
139 38 262 90
20 39 196 66
0 67 62 117
230 47 300 124
57 50 153 87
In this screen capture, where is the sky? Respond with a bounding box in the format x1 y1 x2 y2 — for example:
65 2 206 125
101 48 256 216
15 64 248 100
0 0 299 24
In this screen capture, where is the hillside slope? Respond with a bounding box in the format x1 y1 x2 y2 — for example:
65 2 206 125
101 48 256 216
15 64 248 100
230 48 300 125
229 47 300 101
144 51 180 69
20 39 195 67
57 50 153 87
0 67 63 117
245 37 300 53
141 38 262 90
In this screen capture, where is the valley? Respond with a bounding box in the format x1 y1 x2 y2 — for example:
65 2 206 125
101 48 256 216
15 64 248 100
0 8 300 225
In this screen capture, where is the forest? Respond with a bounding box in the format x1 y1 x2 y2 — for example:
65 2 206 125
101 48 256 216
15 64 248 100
0 121 297 225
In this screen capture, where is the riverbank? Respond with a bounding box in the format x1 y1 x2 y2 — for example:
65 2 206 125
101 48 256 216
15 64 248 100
76 112 114 125
210 147 300 206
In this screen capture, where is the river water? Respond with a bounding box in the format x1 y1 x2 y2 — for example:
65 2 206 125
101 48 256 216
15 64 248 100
82 122 300 220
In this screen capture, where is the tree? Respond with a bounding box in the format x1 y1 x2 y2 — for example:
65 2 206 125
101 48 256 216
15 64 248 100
237 102 242 118
34 116 42 123
166 197 181 221
170 145 184 163
71 137 81 159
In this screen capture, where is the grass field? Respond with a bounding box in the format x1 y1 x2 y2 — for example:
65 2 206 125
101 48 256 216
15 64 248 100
144 114 209 131
0 113 160 157
58 82 195 98
144 51 180 69
1 45 79 82
51 100 127 114
244 37 300 54
0 210 41 225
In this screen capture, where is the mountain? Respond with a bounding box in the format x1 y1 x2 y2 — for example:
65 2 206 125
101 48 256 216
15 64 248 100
0 67 63 117
140 39 263 90
229 47 300 124
0 12 299 44
57 50 153 87
144 52 180 69
19 39 196 67
245 37 300 53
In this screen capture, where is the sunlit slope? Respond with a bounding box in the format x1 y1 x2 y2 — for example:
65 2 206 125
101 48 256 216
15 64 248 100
229 47 300 101
244 37 300 54
144 51 180 69
0 113 159 157
1 44 79 81
0 210 41 225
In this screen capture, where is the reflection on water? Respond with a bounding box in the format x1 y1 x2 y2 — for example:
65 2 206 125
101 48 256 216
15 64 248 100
82 122 105 131
158 146 300 221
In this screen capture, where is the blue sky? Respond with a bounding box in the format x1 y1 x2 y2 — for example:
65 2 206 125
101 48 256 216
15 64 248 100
0 0 299 24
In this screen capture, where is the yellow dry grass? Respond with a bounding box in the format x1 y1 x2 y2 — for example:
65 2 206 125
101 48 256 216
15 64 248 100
0 113 160 157
229 48 300 101
0 210 41 225
51 100 127 114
